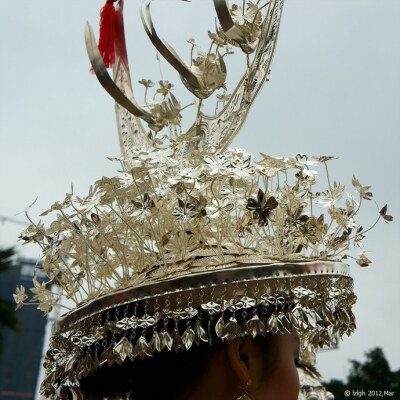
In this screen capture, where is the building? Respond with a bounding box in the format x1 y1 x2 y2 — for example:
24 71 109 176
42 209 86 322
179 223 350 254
0 258 46 400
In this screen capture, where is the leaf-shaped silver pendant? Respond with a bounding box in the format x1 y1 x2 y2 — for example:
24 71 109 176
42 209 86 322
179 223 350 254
222 316 240 341
172 328 184 352
64 372 80 388
304 307 319 329
76 354 87 377
64 354 79 372
181 327 195 351
98 346 112 367
339 308 350 325
291 305 308 330
159 327 173 351
68 387 83 400
277 312 292 334
149 330 161 353
81 352 96 377
346 308 356 333
215 315 225 338
134 335 152 359
268 311 292 335
114 336 133 362
319 329 331 347
267 311 279 335
194 319 208 345
246 314 265 338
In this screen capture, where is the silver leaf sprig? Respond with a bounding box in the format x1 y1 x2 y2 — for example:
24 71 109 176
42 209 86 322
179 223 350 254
15 150 392 313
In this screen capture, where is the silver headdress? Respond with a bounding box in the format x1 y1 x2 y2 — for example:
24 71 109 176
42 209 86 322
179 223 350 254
14 1 391 398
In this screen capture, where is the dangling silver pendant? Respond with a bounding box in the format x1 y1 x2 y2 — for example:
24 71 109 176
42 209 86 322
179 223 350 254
236 385 251 400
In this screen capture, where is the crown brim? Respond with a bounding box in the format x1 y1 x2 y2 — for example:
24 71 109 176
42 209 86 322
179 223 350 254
41 260 356 397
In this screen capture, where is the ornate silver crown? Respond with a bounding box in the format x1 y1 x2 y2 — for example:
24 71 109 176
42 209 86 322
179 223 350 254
14 1 391 398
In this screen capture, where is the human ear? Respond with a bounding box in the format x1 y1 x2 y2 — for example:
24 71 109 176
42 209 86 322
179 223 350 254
226 337 254 387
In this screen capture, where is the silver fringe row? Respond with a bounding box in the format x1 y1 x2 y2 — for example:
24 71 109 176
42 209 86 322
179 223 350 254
40 265 355 398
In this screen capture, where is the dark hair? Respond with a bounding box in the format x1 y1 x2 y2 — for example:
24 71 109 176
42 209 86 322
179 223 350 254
79 309 277 399
80 335 275 400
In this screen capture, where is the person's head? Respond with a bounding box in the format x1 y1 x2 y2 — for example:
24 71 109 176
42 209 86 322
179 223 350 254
225 332 301 400
79 330 300 400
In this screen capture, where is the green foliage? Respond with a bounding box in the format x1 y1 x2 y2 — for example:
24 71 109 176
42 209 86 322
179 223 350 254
324 348 400 400
0 247 15 272
0 248 20 357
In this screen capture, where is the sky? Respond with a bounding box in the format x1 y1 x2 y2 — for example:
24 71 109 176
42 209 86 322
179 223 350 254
0 0 399 383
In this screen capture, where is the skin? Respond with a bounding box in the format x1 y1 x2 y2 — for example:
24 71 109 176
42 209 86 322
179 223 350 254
177 332 300 400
